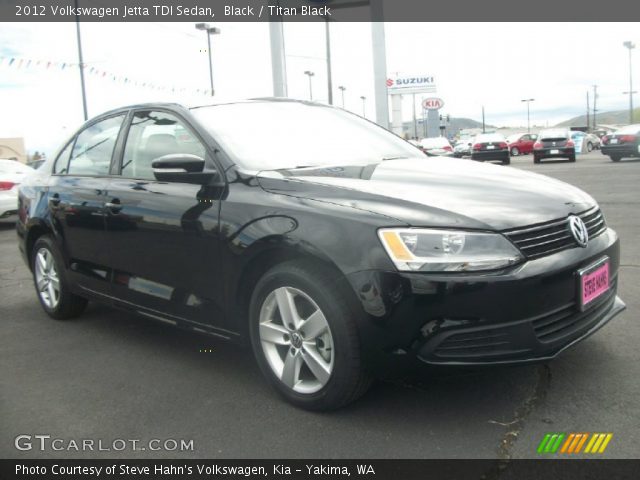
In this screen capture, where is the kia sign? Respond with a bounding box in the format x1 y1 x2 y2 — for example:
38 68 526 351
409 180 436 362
422 97 445 110
387 75 436 94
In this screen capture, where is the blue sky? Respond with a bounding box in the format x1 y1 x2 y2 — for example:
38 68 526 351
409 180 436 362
0 22 639 155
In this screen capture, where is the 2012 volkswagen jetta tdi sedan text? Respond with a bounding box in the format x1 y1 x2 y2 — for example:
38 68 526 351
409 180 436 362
17 100 626 410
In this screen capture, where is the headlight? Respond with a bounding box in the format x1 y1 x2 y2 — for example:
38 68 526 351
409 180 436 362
378 228 523 272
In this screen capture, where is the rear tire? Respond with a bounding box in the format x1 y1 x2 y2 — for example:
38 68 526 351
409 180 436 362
586 142 593 152
510 147 519 156
249 260 372 410
569 155 576 162
503 157 511 165
533 156 541 164
31 235 87 320
610 156 621 162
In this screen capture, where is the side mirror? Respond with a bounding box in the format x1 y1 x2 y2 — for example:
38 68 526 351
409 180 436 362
151 154 217 184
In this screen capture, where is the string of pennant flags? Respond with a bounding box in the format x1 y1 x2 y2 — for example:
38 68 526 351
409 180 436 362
0 56 212 96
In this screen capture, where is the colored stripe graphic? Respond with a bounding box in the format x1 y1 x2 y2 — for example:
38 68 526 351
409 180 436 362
538 433 565 454
541 433 613 454
585 433 613 454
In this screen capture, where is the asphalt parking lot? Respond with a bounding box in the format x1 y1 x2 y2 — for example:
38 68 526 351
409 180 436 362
1 150 638 460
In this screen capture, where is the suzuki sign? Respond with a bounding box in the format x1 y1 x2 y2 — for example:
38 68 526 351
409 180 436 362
422 97 445 110
387 75 436 94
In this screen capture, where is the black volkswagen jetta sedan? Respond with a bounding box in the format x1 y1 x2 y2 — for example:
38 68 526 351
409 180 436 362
17 99 625 410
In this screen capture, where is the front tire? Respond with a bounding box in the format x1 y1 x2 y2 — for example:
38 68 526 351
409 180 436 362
586 142 593 152
31 235 87 320
510 146 519 156
610 156 621 162
249 261 372 410
569 155 576 162
534 155 541 164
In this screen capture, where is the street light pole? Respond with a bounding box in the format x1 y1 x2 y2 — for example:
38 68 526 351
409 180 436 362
325 20 333 105
338 86 346 108
623 41 636 124
74 0 88 121
521 98 535 132
304 71 315 101
360 96 366 117
195 23 221 96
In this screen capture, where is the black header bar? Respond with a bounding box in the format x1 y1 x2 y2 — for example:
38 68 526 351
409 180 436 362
1 0 640 22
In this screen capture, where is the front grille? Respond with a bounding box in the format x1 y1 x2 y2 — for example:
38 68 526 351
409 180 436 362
532 281 617 343
434 328 530 359
504 207 606 259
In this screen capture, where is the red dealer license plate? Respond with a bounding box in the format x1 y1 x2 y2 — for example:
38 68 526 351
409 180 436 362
578 258 610 310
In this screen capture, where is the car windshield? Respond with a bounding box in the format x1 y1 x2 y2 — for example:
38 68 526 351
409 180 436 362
0 159 34 174
539 129 569 140
192 102 420 170
506 134 522 143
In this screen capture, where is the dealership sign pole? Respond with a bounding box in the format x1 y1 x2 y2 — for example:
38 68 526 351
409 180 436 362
387 75 437 137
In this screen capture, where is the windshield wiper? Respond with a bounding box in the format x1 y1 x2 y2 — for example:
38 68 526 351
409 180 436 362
381 155 409 161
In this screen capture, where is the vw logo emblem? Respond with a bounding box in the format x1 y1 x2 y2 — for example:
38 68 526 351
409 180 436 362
568 216 589 248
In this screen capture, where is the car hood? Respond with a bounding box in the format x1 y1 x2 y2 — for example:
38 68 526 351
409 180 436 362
256 157 596 230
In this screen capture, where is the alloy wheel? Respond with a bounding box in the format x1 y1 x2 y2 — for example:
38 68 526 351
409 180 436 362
34 247 60 309
259 286 335 394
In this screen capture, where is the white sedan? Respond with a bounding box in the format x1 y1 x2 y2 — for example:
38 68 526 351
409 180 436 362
0 159 34 222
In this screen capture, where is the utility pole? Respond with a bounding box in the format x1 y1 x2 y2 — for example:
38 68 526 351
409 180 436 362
592 85 598 130
586 91 590 131
74 0 88 121
623 41 636 124
360 96 366 117
482 106 486 133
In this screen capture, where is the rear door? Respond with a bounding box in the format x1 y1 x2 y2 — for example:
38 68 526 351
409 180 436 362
48 113 126 297
104 109 227 330
520 134 534 153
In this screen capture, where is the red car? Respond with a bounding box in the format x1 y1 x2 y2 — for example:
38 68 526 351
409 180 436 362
506 133 538 156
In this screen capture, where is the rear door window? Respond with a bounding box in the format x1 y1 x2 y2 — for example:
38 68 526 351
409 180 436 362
67 115 125 176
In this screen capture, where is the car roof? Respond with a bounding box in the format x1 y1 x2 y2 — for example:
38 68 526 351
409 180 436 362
90 98 324 121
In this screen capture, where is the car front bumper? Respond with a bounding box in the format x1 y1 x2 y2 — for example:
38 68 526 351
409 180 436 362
346 228 624 371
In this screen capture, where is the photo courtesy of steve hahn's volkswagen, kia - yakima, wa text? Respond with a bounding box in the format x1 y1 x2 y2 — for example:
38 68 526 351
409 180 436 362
1 1 639 479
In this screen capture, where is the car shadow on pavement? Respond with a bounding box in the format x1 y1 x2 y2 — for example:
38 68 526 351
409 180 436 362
0 222 16 231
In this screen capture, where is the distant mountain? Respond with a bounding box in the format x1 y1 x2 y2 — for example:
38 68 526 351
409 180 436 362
555 108 640 128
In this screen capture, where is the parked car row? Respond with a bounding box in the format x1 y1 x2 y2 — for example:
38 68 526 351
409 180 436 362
0 159 34 222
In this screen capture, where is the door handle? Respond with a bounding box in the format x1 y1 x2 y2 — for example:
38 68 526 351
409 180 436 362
104 199 123 213
49 193 61 207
